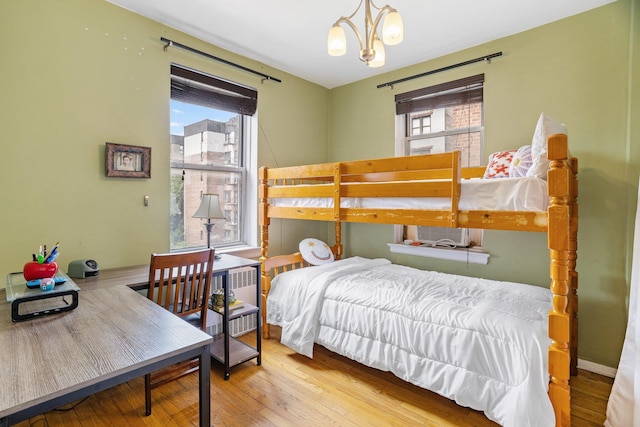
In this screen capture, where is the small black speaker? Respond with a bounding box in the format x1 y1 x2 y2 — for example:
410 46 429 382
68 259 100 278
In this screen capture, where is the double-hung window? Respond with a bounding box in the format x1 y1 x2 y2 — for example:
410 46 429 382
169 64 257 252
394 74 485 251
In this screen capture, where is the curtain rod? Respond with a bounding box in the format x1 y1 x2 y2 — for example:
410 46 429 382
377 52 502 89
161 37 282 84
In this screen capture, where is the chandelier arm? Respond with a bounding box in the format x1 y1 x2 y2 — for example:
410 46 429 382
334 17 365 53
345 0 365 21
364 0 375 52
368 5 395 48
369 0 385 12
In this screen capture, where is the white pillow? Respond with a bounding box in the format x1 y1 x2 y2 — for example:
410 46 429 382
299 238 334 265
526 112 567 179
509 145 533 178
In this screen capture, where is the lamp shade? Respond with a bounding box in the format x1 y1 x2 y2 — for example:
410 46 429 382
328 24 347 56
193 194 225 219
382 10 403 45
368 38 386 68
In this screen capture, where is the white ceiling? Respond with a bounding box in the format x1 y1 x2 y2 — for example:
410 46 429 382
107 0 616 89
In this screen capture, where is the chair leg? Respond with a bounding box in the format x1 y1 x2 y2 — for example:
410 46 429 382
144 373 152 416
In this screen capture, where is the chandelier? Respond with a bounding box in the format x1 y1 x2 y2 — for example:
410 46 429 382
327 0 404 68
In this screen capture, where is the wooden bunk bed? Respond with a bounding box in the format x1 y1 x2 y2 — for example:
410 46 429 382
258 133 578 427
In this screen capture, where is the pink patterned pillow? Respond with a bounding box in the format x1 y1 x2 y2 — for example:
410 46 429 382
483 149 516 179
509 145 533 178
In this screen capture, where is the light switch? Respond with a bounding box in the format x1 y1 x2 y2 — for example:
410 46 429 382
144 195 150 206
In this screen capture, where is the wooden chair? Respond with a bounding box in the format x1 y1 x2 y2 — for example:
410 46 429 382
144 248 215 416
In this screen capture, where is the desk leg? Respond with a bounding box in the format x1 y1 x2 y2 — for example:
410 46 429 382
199 343 211 427
223 272 230 380
255 264 262 366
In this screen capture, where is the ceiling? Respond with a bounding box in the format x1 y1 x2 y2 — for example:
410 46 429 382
107 0 616 89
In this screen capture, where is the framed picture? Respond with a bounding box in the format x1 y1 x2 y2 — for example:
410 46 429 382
105 143 151 178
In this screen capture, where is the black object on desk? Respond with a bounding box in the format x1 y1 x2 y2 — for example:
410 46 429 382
6 271 79 322
68 259 100 278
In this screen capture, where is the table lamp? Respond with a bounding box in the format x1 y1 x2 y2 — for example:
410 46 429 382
193 194 225 252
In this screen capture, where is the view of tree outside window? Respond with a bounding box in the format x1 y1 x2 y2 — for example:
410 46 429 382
170 99 244 251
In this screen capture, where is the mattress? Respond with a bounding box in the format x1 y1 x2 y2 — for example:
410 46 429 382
270 176 548 211
267 256 554 427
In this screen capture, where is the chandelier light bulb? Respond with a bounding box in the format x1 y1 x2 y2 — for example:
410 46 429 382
382 10 403 45
328 24 347 56
368 38 386 68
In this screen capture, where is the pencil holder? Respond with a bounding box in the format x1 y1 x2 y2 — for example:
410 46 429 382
23 261 58 282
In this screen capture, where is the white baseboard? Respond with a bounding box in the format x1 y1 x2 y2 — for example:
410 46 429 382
578 358 617 378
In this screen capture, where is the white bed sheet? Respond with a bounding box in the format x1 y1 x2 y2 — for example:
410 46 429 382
271 176 548 211
267 257 554 427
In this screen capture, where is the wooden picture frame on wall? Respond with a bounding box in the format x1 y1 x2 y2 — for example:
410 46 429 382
105 142 151 178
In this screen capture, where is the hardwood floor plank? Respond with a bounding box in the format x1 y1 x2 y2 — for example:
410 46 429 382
19 328 613 426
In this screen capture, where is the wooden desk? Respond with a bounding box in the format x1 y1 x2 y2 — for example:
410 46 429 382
0 285 212 427
73 254 260 291
72 264 148 290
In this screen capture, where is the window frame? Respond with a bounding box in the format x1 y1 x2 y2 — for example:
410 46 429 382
393 75 487 262
169 64 259 256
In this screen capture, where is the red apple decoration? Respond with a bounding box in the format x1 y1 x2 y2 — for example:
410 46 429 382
23 261 58 281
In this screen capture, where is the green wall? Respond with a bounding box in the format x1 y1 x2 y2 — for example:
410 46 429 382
329 0 636 368
1 0 636 370
0 0 329 277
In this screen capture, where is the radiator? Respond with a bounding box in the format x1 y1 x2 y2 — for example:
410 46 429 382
416 226 470 247
209 266 258 337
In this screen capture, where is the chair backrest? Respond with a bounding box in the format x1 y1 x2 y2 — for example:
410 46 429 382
147 248 215 331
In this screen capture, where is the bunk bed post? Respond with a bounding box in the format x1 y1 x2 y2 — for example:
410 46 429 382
546 133 575 427
450 150 461 227
569 156 579 377
258 166 271 339
334 221 343 260
333 163 343 260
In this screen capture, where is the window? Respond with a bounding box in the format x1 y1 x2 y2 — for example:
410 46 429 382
169 64 257 252
394 74 485 253
396 74 484 165
411 113 432 137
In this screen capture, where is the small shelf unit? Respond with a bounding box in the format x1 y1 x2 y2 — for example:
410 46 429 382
207 255 262 380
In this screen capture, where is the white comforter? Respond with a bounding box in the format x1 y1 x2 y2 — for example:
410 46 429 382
267 257 554 427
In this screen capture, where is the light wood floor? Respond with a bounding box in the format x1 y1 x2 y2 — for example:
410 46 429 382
16 327 613 427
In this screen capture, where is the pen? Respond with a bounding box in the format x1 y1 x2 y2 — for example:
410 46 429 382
46 251 59 263
44 242 60 263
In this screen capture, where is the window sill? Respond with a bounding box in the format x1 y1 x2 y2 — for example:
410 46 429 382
387 243 490 265
173 245 260 260
217 245 261 260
